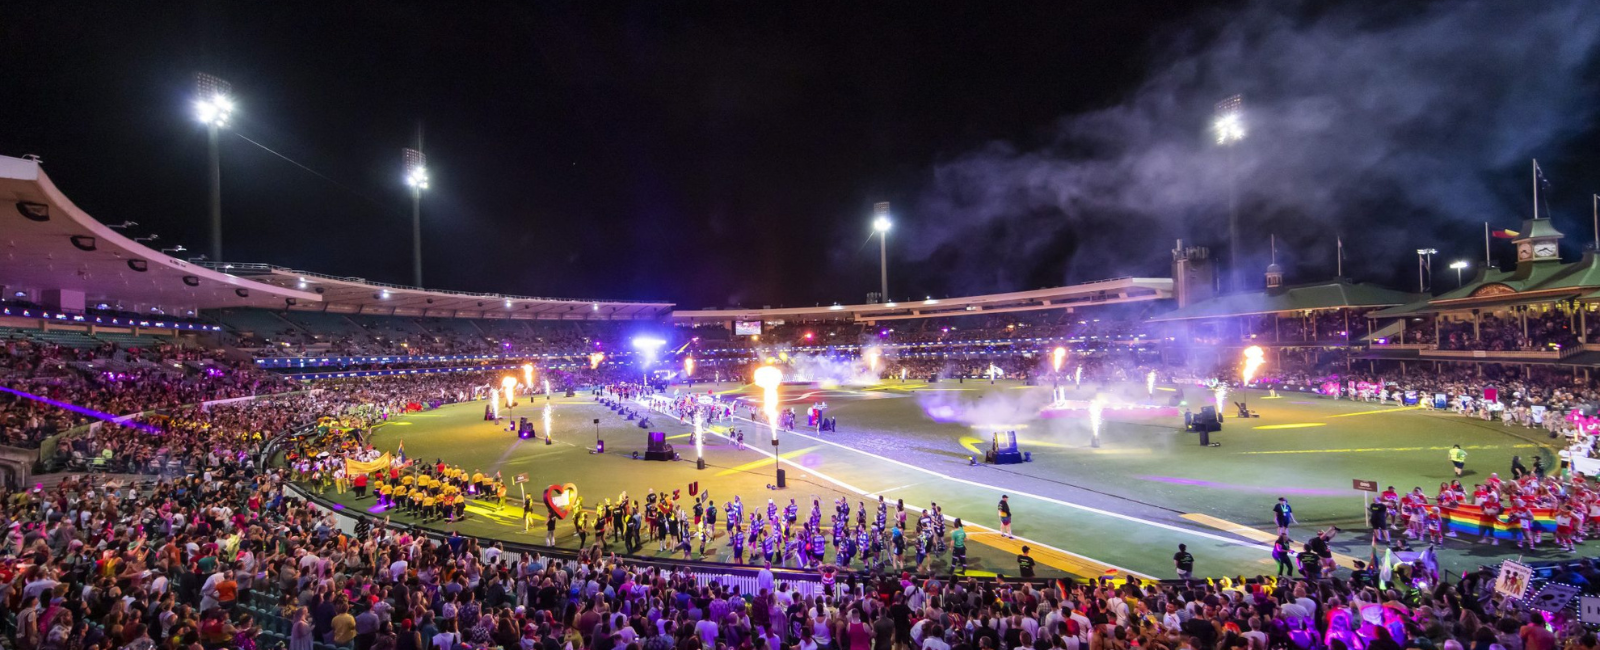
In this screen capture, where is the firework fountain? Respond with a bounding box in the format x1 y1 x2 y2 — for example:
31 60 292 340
1240 345 1265 415
693 408 705 470
1089 396 1105 448
543 401 553 445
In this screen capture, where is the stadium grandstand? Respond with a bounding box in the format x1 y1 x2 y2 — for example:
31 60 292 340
7 150 1600 650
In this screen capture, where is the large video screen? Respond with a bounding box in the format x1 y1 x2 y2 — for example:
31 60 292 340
735 320 762 336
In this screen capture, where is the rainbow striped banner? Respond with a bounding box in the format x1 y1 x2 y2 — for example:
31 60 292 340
1441 504 1557 539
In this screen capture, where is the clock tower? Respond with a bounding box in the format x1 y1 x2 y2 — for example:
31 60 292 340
1513 215 1563 267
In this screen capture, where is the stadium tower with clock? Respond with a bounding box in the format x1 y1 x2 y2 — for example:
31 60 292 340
1513 214 1563 266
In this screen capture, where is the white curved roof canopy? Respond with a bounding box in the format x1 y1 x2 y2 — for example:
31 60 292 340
0 155 320 313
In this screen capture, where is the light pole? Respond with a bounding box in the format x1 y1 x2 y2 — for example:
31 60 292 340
1450 260 1469 287
1215 95 1245 293
194 73 234 263
404 143 430 287
872 202 891 303
1417 248 1438 292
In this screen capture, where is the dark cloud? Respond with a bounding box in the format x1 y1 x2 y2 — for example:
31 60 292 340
910 0 1600 295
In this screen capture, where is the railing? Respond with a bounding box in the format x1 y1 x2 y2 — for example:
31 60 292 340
1420 349 1563 361
195 261 670 306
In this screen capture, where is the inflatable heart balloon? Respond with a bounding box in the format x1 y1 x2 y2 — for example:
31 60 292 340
543 483 579 519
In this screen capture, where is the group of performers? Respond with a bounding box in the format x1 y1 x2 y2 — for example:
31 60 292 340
1368 469 1592 552
573 490 966 573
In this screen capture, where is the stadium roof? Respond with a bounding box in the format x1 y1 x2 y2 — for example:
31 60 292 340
670 277 1172 323
0 155 318 313
212 263 674 320
1369 220 1600 318
1149 279 1421 322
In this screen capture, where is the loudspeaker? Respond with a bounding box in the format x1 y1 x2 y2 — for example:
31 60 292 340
776 468 787 488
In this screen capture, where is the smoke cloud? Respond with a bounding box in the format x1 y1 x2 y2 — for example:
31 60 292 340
910 0 1600 294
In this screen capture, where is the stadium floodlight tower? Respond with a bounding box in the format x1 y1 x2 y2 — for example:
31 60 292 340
1417 248 1438 292
1450 260 1469 287
872 202 892 303
404 145 430 287
194 73 234 263
1214 95 1245 293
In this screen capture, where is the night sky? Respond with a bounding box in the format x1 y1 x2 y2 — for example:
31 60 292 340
4 2 1598 309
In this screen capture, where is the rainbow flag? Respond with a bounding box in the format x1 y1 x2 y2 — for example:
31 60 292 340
1441 504 1557 539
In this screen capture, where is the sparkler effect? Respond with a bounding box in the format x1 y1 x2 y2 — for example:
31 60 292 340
1146 370 1157 397
1074 365 1083 388
501 376 517 407
693 408 704 460
543 402 553 443
753 365 784 441
864 347 881 376
1242 345 1266 385
1051 346 1067 373
542 378 551 398
1088 396 1105 448
588 352 605 369
489 388 501 419
1213 385 1228 414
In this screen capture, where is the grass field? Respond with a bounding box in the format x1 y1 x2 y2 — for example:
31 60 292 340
317 379 1567 580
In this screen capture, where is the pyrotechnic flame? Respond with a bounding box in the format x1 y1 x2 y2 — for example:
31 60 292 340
1242 345 1265 385
589 352 605 369
753 365 784 438
1052 347 1067 373
522 363 534 388
501 376 518 406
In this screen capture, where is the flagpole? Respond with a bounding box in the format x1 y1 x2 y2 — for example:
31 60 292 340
1533 159 1539 220
1337 235 1343 278
1485 222 1491 266
1593 193 1598 250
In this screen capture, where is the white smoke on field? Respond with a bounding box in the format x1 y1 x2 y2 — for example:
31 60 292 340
909 0 1600 293
783 351 880 386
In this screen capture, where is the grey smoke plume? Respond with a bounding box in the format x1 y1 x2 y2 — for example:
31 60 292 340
910 0 1600 294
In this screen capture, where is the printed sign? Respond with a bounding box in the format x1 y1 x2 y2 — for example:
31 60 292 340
1352 479 1378 492
1530 583 1580 614
1495 560 1533 599
1579 596 1600 625
514 473 528 484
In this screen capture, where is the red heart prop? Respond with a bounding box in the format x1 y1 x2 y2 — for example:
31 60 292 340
543 483 578 520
